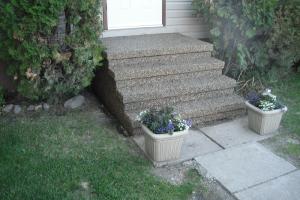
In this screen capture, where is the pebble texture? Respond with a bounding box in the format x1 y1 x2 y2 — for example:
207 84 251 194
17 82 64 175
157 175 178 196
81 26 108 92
110 53 223 81
93 33 245 135
103 33 213 60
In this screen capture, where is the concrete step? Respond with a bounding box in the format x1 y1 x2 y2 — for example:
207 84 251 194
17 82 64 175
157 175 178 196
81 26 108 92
118 75 237 103
124 88 234 111
109 53 221 81
102 33 213 60
117 70 222 89
126 94 246 134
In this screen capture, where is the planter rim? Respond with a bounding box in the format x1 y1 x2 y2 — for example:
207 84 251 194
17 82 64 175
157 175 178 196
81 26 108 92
245 101 287 115
141 124 188 140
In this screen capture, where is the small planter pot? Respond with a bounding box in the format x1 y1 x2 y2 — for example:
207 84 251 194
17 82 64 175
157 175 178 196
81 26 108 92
142 125 189 162
245 101 287 135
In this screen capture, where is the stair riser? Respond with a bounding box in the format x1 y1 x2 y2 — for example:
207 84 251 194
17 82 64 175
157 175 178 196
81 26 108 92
191 109 246 127
109 52 212 68
116 70 223 89
120 78 237 103
124 88 234 111
110 61 223 81
131 109 246 135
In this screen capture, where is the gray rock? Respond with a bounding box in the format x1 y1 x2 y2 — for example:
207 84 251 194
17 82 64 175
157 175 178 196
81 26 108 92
27 105 35 111
3 104 14 113
35 105 43 111
64 95 85 109
14 105 22 114
42 103 50 111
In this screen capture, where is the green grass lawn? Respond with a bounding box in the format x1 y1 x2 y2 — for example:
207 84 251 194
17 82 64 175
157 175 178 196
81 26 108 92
271 73 300 136
0 111 201 200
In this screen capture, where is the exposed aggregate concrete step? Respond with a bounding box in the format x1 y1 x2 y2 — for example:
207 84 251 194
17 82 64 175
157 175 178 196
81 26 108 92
109 53 222 81
116 70 222 89
118 75 237 103
109 52 212 68
127 95 245 134
103 33 213 60
93 33 245 135
124 88 234 111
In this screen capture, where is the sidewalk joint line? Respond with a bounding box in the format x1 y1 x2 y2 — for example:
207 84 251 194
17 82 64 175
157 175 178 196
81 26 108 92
233 169 299 194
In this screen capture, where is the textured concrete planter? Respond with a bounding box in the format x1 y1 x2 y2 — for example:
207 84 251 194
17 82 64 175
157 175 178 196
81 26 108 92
245 101 287 135
142 125 188 162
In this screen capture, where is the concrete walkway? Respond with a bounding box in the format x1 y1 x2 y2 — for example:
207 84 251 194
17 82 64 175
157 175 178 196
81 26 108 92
133 117 300 200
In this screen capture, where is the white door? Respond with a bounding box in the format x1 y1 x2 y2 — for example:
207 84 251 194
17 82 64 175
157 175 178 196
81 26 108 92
107 0 163 30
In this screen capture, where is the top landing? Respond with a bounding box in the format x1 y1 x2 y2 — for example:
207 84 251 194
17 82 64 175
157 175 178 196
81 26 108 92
102 33 213 60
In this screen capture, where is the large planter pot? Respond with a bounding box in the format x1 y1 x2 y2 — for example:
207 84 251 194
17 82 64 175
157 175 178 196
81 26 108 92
142 125 189 162
245 101 287 135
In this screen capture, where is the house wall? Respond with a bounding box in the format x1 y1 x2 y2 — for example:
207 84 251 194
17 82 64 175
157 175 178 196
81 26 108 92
102 0 209 39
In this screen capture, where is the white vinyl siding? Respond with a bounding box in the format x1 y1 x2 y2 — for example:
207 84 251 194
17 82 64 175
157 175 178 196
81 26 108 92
102 0 209 39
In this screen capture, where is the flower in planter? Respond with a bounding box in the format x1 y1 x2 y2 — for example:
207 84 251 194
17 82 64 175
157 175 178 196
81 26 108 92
246 89 284 111
137 107 192 134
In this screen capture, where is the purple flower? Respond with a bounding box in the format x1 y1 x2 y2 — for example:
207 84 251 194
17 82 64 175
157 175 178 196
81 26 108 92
246 91 261 105
167 121 175 131
186 119 192 128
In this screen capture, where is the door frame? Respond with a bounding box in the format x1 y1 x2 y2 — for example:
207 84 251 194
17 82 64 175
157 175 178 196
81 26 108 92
103 0 166 30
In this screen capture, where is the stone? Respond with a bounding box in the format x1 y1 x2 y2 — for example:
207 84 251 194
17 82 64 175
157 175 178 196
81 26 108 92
133 129 222 167
235 170 300 200
200 117 277 148
35 105 43 111
64 95 85 109
27 105 35 111
3 104 14 113
42 103 50 111
13 105 22 114
195 143 296 193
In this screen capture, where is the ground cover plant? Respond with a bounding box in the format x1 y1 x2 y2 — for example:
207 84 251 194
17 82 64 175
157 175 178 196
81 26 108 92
0 0 103 101
0 110 201 199
246 89 284 111
137 107 192 134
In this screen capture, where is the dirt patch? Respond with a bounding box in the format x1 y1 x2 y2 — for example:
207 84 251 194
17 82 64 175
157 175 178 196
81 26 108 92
152 160 197 185
152 160 236 200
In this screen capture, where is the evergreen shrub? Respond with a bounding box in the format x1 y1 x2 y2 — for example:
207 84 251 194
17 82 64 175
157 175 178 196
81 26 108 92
0 0 103 101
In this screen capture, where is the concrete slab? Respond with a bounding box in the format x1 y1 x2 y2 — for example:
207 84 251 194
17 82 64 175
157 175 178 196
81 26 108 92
235 170 300 200
200 117 276 148
195 143 297 193
133 129 222 167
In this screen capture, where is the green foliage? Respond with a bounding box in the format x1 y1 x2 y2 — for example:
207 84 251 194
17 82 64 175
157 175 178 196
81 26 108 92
0 86 4 106
0 0 103 101
137 107 192 134
192 0 300 91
